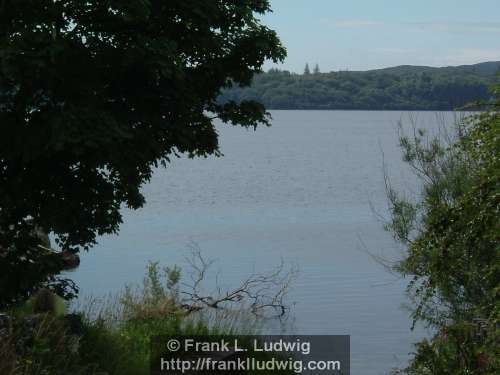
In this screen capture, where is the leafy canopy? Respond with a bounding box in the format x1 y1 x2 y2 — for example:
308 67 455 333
0 0 285 307
386 82 499 374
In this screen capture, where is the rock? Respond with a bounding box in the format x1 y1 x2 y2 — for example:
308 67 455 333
59 251 80 270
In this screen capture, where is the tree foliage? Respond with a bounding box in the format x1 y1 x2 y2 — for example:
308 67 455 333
220 62 499 110
303 63 310 75
0 0 285 308
386 82 500 374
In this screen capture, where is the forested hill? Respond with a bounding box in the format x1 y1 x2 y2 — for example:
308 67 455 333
219 61 500 110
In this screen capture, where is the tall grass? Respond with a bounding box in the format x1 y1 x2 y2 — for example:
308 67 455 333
1 261 268 375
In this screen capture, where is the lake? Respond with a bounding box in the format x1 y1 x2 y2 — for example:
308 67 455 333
68 110 455 374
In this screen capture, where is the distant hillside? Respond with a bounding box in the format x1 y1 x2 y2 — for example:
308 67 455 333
373 61 500 77
219 61 500 110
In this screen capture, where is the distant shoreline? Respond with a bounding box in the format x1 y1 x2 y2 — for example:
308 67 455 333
220 61 499 113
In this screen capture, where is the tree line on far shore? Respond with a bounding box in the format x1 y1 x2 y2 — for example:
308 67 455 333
219 61 500 110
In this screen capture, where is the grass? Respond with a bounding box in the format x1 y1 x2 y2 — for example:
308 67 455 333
1 262 289 375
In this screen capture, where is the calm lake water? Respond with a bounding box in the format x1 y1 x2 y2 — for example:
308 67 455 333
68 110 456 374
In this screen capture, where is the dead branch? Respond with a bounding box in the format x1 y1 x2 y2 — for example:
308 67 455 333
179 244 298 319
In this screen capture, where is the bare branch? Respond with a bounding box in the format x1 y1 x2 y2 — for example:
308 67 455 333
179 245 298 319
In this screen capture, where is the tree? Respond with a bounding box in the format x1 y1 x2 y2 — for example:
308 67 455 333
0 0 286 308
304 63 310 75
313 63 320 74
385 82 499 373
219 64 498 110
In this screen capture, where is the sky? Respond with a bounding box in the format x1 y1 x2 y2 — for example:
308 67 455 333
260 0 500 73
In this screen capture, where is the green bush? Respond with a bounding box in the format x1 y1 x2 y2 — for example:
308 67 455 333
2 261 276 375
385 82 499 374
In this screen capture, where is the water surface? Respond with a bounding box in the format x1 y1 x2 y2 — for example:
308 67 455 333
70 111 451 374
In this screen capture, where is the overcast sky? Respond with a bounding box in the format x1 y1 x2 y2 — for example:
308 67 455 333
261 0 500 72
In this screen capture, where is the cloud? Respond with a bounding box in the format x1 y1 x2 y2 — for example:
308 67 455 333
320 19 384 28
372 47 500 67
439 48 500 65
322 19 500 33
374 47 416 54
410 21 500 34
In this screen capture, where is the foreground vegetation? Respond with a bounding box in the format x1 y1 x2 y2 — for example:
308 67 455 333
386 83 499 374
1 264 206 375
1 261 292 375
220 62 499 110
